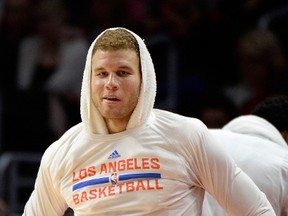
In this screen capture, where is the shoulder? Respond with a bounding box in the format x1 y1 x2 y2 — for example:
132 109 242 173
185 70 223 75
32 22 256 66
152 109 208 133
41 123 84 168
151 109 213 152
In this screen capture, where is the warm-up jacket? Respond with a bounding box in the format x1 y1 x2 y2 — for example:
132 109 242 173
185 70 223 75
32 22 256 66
203 115 288 216
22 28 275 216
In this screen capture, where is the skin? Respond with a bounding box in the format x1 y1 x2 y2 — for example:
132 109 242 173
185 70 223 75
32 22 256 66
91 49 141 133
282 131 288 145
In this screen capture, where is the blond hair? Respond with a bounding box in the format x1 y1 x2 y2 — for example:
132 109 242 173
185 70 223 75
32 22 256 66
92 28 140 57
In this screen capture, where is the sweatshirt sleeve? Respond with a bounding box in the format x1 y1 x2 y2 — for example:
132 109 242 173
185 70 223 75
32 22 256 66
187 123 276 216
22 148 68 216
219 168 275 215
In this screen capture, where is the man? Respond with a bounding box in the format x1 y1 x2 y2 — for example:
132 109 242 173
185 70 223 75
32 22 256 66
203 95 288 216
22 27 275 215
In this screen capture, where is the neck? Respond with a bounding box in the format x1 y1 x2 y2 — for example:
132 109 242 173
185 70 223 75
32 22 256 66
105 118 129 134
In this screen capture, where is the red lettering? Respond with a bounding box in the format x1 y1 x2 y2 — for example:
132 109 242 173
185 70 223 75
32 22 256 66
88 166 96 176
117 183 124 193
118 160 126 171
72 166 96 182
151 158 160 169
72 171 79 182
142 158 149 169
80 191 88 202
108 185 116 196
89 189 97 199
136 180 146 191
126 182 134 192
72 178 163 205
147 180 154 190
73 194 79 205
155 179 163 190
98 187 107 198
108 161 117 172
134 158 142 169
100 164 107 174
79 168 87 179
126 158 134 170
99 157 161 173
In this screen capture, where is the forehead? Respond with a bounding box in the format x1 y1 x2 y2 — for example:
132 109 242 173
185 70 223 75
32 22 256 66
93 49 139 60
92 49 140 69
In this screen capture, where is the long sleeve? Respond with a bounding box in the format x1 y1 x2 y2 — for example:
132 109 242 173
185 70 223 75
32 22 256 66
22 151 68 216
186 126 276 216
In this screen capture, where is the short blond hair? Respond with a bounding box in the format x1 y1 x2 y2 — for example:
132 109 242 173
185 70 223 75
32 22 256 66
92 28 140 57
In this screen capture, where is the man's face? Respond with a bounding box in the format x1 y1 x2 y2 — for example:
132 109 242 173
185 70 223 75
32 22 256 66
91 49 141 122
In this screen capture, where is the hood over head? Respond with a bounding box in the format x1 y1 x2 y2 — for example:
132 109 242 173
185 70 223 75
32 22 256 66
80 27 156 134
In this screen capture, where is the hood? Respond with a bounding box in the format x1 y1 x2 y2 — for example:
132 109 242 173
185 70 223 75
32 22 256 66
80 27 157 134
223 115 288 149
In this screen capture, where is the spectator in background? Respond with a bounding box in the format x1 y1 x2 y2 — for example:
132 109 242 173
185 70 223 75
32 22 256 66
0 0 35 153
224 29 287 115
14 0 88 153
0 0 34 91
203 95 288 216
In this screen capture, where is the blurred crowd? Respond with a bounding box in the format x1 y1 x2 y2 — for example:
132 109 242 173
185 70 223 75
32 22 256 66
0 0 288 154
1 0 288 214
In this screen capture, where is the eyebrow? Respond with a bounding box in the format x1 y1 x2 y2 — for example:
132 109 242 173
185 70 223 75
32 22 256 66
93 66 134 73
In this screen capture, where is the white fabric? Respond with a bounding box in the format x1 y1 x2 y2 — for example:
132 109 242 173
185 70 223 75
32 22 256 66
22 28 275 216
80 27 156 134
203 115 288 216
224 115 288 149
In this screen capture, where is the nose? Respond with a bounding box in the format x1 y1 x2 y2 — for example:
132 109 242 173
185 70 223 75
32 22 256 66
105 73 119 90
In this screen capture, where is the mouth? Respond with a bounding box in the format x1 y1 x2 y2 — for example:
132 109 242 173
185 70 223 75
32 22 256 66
103 97 120 102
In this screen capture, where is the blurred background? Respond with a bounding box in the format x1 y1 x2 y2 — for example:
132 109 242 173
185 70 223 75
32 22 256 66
0 0 288 215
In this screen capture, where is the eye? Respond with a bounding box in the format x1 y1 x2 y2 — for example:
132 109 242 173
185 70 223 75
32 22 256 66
96 71 108 77
117 71 130 77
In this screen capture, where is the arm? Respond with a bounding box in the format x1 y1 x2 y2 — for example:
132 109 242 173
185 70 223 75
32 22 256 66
22 150 68 216
189 124 275 215
219 168 275 215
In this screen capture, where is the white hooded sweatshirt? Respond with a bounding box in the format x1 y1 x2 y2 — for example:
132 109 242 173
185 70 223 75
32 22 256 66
203 115 288 216
22 28 275 216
